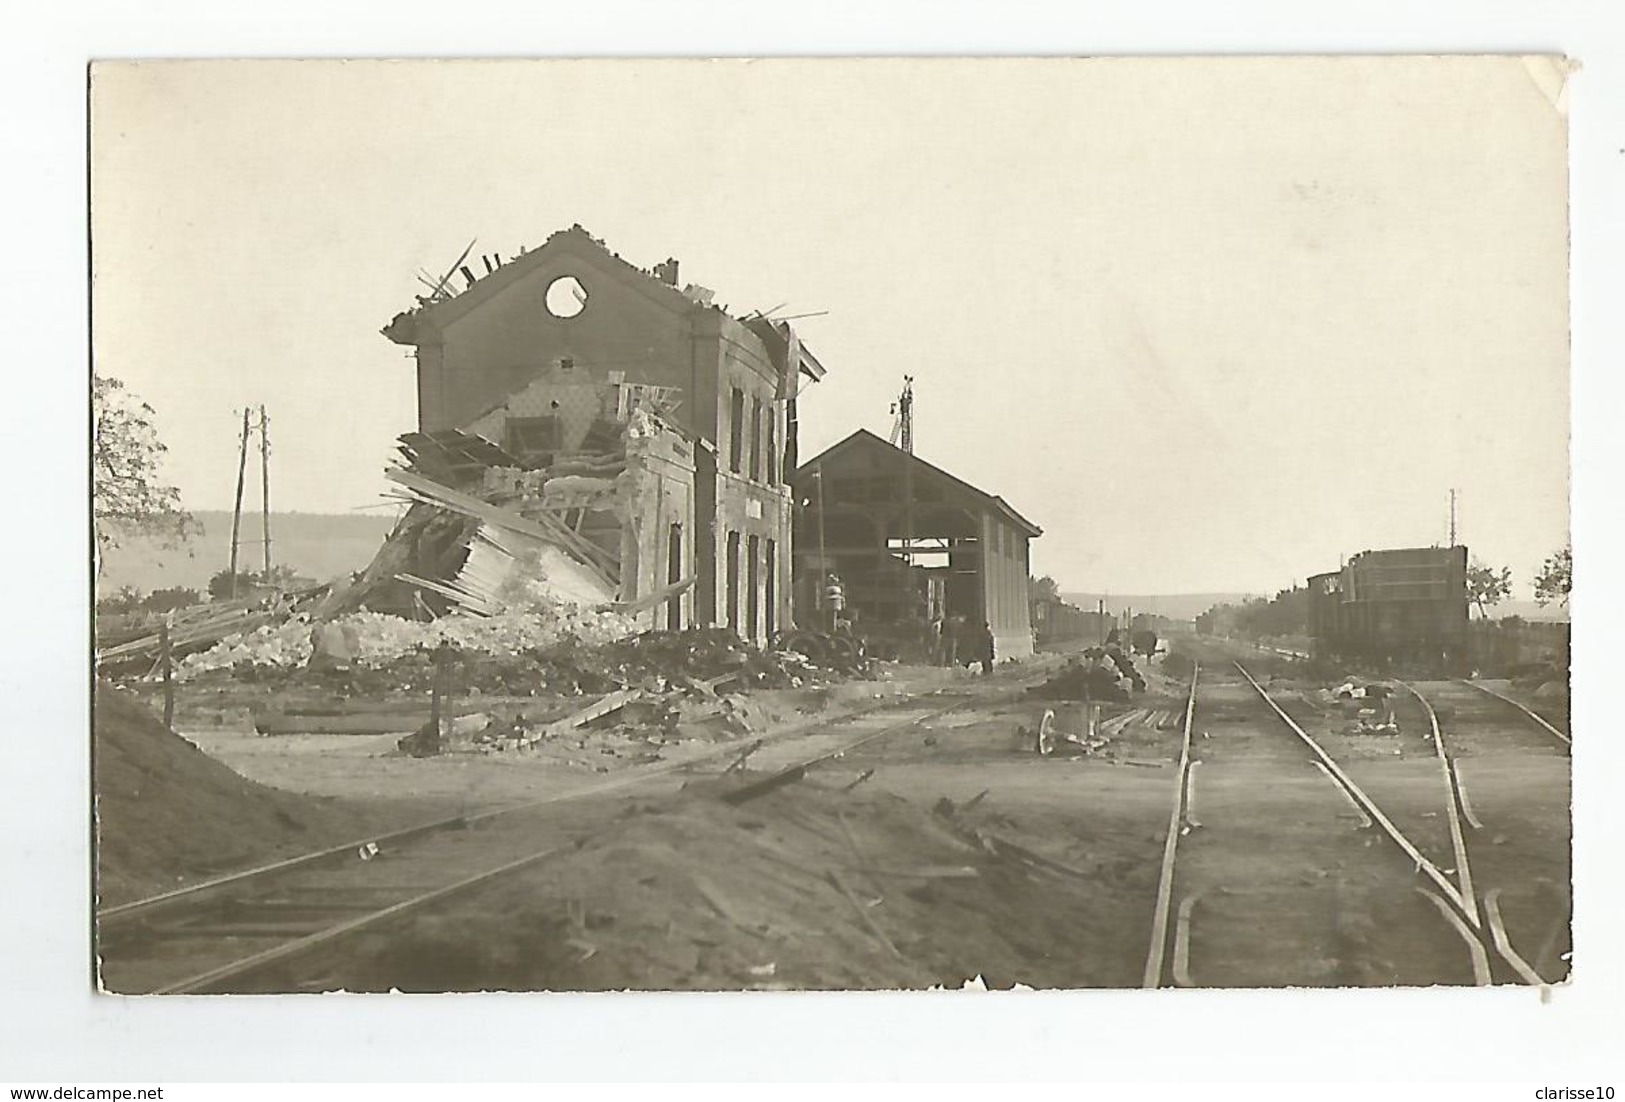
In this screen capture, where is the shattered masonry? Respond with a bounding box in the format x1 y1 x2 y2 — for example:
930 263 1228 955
372 224 828 644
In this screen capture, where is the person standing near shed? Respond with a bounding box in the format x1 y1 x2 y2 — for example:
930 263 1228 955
823 572 846 633
972 620 995 675
1365 681 1398 733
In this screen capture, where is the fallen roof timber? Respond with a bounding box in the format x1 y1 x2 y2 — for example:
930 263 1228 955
385 467 620 590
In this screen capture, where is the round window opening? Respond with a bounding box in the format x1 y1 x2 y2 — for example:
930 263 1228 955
544 275 588 319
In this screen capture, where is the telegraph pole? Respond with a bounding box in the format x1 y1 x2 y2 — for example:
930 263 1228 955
228 408 250 599
259 405 272 576
1448 488 1458 548
898 376 914 571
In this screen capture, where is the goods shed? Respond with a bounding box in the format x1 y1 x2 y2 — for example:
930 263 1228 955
792 430 1041 660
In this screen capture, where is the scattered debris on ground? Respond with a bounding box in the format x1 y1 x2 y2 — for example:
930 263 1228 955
170 624 864 763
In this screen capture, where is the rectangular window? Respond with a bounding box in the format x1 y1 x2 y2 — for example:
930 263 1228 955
726 530 741 634
728 387 745 475
748 396 763 482
765 409 778 487
747 534 761 643
666 522 683 631
764 538 777 639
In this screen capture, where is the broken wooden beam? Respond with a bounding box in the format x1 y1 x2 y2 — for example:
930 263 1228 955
384 467 620 587
610 574 696 617
533 688 643 741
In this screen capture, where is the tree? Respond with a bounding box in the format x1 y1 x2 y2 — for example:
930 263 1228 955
1533 545 1572 607
1031 575 1060 603
1465 559 1513 619
93 373 198 565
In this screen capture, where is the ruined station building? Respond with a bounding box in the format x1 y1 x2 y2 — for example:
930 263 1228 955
381 226 827 644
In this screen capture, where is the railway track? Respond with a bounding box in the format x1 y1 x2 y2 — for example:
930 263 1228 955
97 671 1042 995
1394 678 1571 983
1142 658 1562 988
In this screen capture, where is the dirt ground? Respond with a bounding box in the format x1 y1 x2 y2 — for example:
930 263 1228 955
185 658 1194 992
93 686 449 908
229 773 1166 993
97 636 1570 991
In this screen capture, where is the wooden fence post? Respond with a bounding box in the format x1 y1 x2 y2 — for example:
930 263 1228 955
160 618 175 736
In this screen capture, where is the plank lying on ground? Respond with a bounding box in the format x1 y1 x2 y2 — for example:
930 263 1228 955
979 832 1096 880
253 708 486 736
853 865 980 880
535 688 642 739
96 610 275 663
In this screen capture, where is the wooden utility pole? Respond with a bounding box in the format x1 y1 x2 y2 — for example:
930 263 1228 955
898 376 914 572
1449 488 1458 548
259 405 272 576
228 408 250 599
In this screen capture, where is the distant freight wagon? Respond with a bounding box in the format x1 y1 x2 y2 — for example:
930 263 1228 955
1306 546 1469 670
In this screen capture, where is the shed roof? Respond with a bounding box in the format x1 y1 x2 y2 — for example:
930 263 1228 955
795 429 1042 538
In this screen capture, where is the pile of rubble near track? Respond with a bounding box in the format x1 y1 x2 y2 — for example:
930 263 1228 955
185 623 841 693
200 623 857 761
1027 644 1145 701
177 605 643 681
392 667 792 759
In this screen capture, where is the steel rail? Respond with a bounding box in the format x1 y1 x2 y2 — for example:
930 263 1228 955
1232 662 1473 917
1483 889 1548 986
1182 761 1203 829
1308 761 1372 828
1170 892 1201 988
98 688 929 926
1398 681 1479 923
1141 663 1200 989
1405 679 1561 985
1453 762 1485 830
1458 679 1570 748
152 844 570 995
1416 887 1491 985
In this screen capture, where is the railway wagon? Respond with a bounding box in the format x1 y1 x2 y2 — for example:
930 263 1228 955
1031 596 1111 650
1307 546 1469 670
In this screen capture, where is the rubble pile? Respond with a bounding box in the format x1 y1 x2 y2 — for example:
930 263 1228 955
382 629 843 761
1027 645 1144 702
1310 677 1402 736
583 628 831 690
395 674 786 761
178 605 642 681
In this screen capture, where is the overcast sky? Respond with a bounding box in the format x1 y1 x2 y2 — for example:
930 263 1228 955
90 57 1570 596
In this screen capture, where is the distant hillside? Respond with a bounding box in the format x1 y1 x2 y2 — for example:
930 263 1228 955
98 510 401 595
1059 593 1258 622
